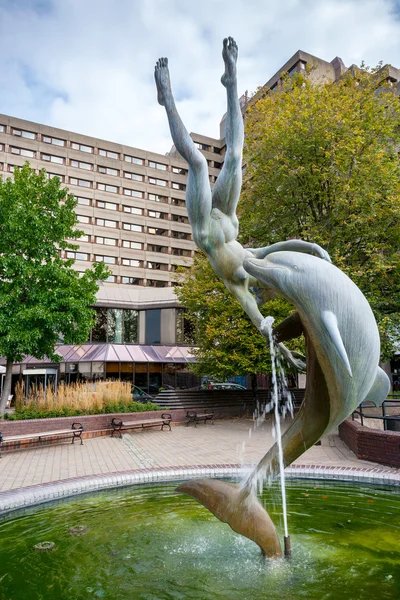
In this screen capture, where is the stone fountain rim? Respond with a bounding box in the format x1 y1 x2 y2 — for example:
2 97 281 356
0 464 399 515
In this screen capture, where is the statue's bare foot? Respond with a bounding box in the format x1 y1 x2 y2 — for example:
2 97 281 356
221 37 238 88
154 57 172 107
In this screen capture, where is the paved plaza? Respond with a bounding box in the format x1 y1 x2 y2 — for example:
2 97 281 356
0 417 390 494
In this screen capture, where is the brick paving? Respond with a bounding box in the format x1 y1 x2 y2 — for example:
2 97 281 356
0 416 387 494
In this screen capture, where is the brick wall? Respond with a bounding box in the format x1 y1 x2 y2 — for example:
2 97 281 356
339 419 400 468
0 404 247 437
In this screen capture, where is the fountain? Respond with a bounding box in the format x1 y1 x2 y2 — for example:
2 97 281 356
154 37 391 557
1 482 400 599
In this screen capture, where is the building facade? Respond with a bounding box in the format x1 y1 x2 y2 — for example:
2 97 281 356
1 49 399 393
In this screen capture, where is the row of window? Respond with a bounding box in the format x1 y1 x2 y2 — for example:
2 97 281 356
77 216 191 238
74 233 192 256
77 211 189 225
0 126 197 167
2 166 187 192
66 250 189 270
75 272 171 287
76 194 185 208
0 125 223 165
7 147 190 180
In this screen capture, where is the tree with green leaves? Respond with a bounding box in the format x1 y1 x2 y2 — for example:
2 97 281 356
0 164 109 415
175 252 303 385
241 65 400 360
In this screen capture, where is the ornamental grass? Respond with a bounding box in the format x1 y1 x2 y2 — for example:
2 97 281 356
9 380 160 420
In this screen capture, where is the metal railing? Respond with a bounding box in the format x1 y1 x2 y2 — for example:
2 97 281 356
352 395 400 430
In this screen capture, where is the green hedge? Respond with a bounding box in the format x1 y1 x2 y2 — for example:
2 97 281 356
4 401 162 420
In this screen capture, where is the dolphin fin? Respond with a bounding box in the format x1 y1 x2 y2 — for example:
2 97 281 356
322 310 353 377
362 366 390 407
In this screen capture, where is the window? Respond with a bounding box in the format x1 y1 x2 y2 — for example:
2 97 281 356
97 182 118 193
147 280 168 288
147 262 168 271
77 215 91 224
124 155 144 165
148 227 167 236
8 165 16 172
79 234 90 242
66 251 89 261
43 135 65 146
42 153 64 164
172 182 186 190
122 240 143 250
0 144 3 152
148 210 167 219
71 142 93 153
47 172 64 182
194 142 211 151
122 258 143 267
145 308 161 343
172 248 191 256
176 308 194 344
172 166 188 175
96 200 118 211
10 147 35 158
123 188 143 198
96 236 117 246
69 177 91 188
148 244 168 254
124 171 143 181
122 222 143 232
171 197 185 207
172 230 191 240
95 255 116 264
98 165 118 176
148 193 168 204
99 148 119 159
104 275 116 283
172 214 189 224
0 125 5 133
12 128 36 140
123 205 143 215
95 218 117 228
70 159 92 170
149 177 167 187
75 196 91 206
122 276 143 286
149 160 167 171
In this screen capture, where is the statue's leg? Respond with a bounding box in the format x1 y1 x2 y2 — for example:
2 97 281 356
154 58 211 238
212 37 243 217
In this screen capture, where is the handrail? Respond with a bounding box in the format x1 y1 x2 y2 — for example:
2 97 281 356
352 395 400 430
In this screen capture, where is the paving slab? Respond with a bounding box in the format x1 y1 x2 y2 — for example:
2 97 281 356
0 417 391 494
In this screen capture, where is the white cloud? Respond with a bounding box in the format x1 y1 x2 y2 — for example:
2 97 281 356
0 0 399 154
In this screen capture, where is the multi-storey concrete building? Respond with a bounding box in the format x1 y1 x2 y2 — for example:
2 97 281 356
1 49 399 392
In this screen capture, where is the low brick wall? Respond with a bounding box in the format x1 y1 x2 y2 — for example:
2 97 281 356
339 418 400 468
0 403 248 438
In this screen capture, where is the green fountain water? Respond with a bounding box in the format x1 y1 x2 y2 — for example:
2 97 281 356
0 480 399 600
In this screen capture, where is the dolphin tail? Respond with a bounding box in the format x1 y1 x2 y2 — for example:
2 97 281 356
362 366 390 407
175 478 282 558
322 310 353 377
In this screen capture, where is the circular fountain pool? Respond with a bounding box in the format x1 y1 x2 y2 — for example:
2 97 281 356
0 480 399 599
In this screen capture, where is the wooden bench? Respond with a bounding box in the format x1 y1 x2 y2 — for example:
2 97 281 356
0 423 84 457
111 414 172 438
186 410 215 427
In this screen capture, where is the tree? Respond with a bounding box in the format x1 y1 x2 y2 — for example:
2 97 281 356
175 252 303 384
0 164 109 415
241 65 400 360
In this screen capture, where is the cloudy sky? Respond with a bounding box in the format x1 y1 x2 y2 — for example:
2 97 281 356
1 0 400 154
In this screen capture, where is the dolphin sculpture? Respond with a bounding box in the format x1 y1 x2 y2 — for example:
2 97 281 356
176 251 390 555
242 250 390 484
